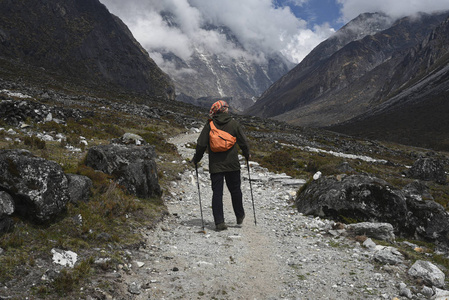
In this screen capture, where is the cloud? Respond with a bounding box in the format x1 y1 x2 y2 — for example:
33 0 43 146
100 0 335 66
282 23 335 63
337 0 449 22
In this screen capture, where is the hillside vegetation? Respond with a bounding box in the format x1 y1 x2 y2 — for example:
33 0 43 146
1 78 449 297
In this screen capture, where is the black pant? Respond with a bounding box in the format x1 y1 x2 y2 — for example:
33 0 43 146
210 170 245 225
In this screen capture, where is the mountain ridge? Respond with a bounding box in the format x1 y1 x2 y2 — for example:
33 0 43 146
0 0 175 101
151 11 295 112
329 16 449 150
246 11 449 150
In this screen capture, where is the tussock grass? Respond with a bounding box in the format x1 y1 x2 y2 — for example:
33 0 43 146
0 97 182 298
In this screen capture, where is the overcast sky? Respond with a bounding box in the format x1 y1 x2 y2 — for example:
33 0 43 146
100 0 449 68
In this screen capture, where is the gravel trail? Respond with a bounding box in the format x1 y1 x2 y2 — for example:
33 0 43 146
118 131 407 299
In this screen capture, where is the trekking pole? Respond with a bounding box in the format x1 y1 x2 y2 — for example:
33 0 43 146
246 160 257 225
195 164 206 233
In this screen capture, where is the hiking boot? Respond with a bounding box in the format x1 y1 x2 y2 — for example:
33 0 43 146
215 223 228 231
237 215 245 225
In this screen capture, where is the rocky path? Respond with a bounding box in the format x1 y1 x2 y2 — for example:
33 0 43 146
117 131 408 299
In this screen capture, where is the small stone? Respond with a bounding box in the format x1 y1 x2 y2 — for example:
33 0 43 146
421 286 433 298
128 282 141 295
363 238 376 249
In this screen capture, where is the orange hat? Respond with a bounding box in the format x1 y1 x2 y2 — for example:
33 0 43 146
209 100 229 118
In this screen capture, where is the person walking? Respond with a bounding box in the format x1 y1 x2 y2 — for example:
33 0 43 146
192 100 250 231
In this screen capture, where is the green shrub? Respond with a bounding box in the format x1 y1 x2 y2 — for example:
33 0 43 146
141 131 178 156
260 150 302 177
101 124 125 137
23 135 46 149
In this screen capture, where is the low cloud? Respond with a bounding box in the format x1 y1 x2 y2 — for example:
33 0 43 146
338 0 449 22
100 0 335 66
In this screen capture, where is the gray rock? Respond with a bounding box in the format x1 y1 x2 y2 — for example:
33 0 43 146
421 286 433 298
408 157 447 184
347 222 395 241
128 282 141 295
66 174 92 204
362 238 376 250
405 196 449 250
0 191 14 218
85 144 162 198
373 246 404 265
402 180 434 201
408 260 445 288
296 175 408 232
399 286 413 299
432 287 449 299
0 149 69 222
112 133 146 145
296 174 449 248
0 190 14 233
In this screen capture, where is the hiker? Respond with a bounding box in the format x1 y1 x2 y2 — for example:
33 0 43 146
192 100 250 231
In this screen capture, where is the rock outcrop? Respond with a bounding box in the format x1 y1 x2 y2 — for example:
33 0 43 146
85 144 162 199
296 175 408 231
408 157 447 184
0 149 70 223
296 174 449 248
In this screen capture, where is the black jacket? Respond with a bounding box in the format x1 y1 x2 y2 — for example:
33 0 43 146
193 113 250 174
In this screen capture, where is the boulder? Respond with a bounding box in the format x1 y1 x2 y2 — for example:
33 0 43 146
296 174 449 248
404 195 449 249
295 175 409 232
66 174 93 204
85 144 162 198
0 191 15 234
373 246 404 265
408 157 447 184
0 149 69 222
347 222 395 241
408 260 445 288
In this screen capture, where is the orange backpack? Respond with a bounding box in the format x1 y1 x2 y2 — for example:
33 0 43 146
209 120 236 152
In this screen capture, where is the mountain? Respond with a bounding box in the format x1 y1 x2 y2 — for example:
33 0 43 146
330 16 449 150
157 13 294 112
246 12 449 150
0 0 174 101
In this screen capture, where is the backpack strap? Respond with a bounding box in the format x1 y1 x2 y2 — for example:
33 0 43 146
209 120 217 130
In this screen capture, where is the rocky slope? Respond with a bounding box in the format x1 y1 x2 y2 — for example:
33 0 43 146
0 0 174 101
246 11 449 150
329 16 449 151
1 78 449 299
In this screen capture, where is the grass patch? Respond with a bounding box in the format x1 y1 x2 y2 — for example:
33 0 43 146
259 150 303 177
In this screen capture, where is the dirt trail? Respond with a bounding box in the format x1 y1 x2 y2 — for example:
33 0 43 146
143 131 284 299
115 131 404 299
